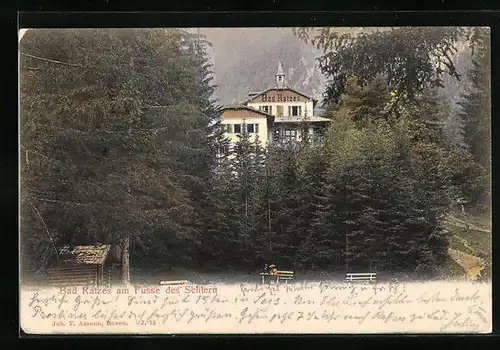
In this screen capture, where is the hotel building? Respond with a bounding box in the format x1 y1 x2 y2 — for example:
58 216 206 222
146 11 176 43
220 61 330 148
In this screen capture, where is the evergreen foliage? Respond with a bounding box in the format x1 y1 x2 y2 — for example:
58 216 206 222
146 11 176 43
457 27 491 210
20 28 490 280
20 29 222 274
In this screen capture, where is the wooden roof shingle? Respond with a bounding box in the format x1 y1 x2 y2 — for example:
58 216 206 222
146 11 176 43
57 244 111 266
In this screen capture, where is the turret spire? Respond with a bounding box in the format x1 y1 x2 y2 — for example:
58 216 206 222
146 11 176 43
275 60 285 89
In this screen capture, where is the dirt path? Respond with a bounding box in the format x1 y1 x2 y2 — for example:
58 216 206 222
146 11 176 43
444 215 491 233
448 248 485 279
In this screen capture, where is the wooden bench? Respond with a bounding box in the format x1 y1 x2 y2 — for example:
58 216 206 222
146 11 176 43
160 280 189 285
260 270 294 284
346 272 376 282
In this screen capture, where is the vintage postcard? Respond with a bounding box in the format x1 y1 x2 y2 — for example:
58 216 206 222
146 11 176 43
19 27 492 334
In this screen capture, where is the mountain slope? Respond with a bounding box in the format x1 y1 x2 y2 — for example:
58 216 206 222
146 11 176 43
199 28 327 105
199 27 474 146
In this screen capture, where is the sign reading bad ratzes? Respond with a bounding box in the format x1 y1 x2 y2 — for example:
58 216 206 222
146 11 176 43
259 91 306 103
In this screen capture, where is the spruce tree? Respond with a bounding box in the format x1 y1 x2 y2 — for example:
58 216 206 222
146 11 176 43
20 29 219 282
457 27 491 209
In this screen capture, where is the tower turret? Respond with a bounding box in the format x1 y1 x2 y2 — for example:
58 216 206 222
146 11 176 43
275 60 285 89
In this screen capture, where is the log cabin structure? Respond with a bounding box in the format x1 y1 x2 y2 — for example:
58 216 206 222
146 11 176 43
45 244 113 287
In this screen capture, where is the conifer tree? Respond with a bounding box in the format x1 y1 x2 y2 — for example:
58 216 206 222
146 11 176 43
317 85 452 275
255 144 284 264
20 29 220 282
457 27 491 209
459 28 491 169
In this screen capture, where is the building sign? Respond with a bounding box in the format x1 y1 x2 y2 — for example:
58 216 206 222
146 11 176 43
260 90 307 103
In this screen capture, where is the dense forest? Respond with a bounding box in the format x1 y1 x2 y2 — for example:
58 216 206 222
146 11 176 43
20 27 490 283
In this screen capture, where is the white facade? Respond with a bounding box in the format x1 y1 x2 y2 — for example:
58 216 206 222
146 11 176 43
221 115 269 147
246 100 314 121
220 61 329 147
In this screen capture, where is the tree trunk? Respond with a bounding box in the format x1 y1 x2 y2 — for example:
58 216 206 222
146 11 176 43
120 235 130 286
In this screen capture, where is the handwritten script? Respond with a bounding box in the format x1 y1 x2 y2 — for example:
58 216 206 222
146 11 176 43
20 281 491 334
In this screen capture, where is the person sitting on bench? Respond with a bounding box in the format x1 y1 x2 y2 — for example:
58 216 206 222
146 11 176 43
263 264 277 274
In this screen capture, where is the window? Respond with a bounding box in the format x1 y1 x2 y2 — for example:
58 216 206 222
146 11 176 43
259 105 272 114
228 123 259 134
288 105 302 117
285 130 297 140
277 105 284 117
272 129 297 143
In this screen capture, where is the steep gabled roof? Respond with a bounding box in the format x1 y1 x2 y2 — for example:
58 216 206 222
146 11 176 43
221 105 275 119
244 87 318 107
57 244 111 266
